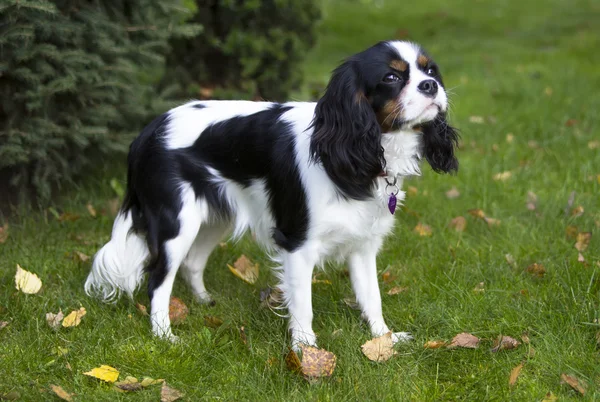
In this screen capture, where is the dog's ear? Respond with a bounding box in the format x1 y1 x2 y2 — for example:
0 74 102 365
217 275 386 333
421 114 459 174
309 60 384 200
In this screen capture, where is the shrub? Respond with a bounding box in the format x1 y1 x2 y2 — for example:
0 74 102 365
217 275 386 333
0 0 200 202
164 0 321 102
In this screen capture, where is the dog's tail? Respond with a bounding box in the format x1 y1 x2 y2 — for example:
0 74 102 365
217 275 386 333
84 199 149 302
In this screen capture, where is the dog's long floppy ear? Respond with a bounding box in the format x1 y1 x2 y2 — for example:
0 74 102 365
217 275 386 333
309 60 384 200
421 114 459 174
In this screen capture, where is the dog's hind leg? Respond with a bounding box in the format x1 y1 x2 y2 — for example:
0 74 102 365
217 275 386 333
147 184 205 341
182 223 230 305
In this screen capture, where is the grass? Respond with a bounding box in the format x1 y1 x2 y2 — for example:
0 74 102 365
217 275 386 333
1 0 600 400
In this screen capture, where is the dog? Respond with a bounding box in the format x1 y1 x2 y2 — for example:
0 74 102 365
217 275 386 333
85 40 458 349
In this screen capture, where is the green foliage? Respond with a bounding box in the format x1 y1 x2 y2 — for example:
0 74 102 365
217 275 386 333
0 0 200 202
164 0 321 101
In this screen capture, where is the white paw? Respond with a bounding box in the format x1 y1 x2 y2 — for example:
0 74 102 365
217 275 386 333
291 331 317 352
195 291 215 306
391 332 413 344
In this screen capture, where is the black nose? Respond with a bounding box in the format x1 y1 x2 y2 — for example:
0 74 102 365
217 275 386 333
417 80 438 97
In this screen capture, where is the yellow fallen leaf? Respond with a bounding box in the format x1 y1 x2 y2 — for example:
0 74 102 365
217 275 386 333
589 140 600 149
84 365 119 383
161 382 184 402
493 171 512 181
575 232 591 252
468 209 486 219
0 223 8 243
140 377 164 387
114 376 142 392
387 286 408 295
414 223 432 237
15 264 42 294
361 332 397 362
227 255 259 284
542 392 558 402
424 340 446 349
62 307 86 327
169 297 188 325
46 310 64 330
447 332 480 349
50 385 73 401
571 205 584 217
449 216 467 232
561 373 586 395
506 133 514 143
509 362 524 387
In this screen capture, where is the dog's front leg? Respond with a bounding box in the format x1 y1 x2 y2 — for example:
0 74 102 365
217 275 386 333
280 249 317 351
348 242 412 344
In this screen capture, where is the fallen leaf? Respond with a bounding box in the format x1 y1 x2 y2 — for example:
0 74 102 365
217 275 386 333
15 265 42 294
169 297 189 325
449 216 467 232
86 203 97 218
468 209 486 219
484 217 501 227
447 332 480 349
521 333 530 344
46 310 64 329
571 205 584 217
509 363 524 387
0 391 20 400
135 303 148 316
387 286 408 295
526 263 546 278
527 346 536 358
361 332 397 362
198 87 214 99
227 255 259 284
0 223 8 243
84 365 119 383
285 348 302 373
382 271 398 284
239 326 248 345
445 187 460 199
473 282 485 293
140 377 164 387
575 232 591 252
505 254 517 267
424 340 446 349
57 212 80 222
578 253 586 263
469 115 485 124
544 87 553 96
566 225 579 240
203 315 223 328
588 140 600 149
506 133 514 143
542 392 558 402
527 140 539 149
299 345 337 377
414 223 432 237
73 251 90 263
0 321 8 330
62 307 86 327
407 186 418 196
161 383 184 402
526 191 538 211
565 118 578 127
560 373 586 395
493 171 512 181
50 385 73 401
491 335 521 352
114 376 142 392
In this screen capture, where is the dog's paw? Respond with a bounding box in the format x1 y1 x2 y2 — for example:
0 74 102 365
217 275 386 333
291 331 317 352
195 291 216 306
391 332 413 344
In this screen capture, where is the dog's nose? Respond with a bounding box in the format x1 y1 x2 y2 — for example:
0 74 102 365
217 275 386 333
417 80 438 97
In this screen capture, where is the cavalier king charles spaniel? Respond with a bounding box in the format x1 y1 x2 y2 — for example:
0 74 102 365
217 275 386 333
85 40 458 349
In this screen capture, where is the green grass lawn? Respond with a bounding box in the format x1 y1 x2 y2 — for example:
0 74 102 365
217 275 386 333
1 0 600 400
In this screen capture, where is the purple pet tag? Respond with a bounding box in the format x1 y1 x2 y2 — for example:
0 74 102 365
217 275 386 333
384 176 399 215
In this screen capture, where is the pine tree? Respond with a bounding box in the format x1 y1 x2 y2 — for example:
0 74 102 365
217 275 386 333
0 0 200 201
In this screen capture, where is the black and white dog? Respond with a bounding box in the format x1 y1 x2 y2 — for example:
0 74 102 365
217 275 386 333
85 40 458 349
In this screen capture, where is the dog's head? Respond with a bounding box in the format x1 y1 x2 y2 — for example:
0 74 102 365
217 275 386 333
310 40 459 199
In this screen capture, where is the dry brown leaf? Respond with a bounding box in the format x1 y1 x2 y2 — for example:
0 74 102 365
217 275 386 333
86 203 97 218
203 315 223 328
407 186 418 196
565 118 578 127
169 297 188 325
114 376 142 392
526 191 538 211
509 363 524 387
588 140 600 150
46 310 64 330
542 392 558 402
447 332 480 349
15 264 42 294
387 286 408 295
484 217 501 227
361 332 397 362
526 263 546 278
285 348 302 373
491 335 521 352
299 345 337 378
84 365 119 382
382 271 398 284
161 383 184 402
0 223 8 244
468 209 486 219
578 253 586 264
445 187 460 199
73 251 90 263
198 87 214 99
135 303 148 316
566 225 579 240
414 223 432 237
62 307 86 327
469 115 485 124
571 205 584 217
239 326 248 345
57 212 80 222
50 385 73 401
575 232 591 252
561 373 586 395
449 216 467 232
424 340 446 349
0 321 8 330
227 255 259 284
493 171 512 181
473 282 485 293
505 254 517 267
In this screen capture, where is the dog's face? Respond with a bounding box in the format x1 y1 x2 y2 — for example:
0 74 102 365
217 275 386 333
310 40 459 200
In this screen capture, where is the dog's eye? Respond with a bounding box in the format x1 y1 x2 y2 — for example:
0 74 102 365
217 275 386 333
382 74 401 83
426 67 436 76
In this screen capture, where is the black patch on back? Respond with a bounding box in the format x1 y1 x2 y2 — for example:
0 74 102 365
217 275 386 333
192 103 206 109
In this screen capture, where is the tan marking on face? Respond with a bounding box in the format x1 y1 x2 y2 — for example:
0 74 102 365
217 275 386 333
417 54 430 67
376 99 403 133
390 60 408 72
